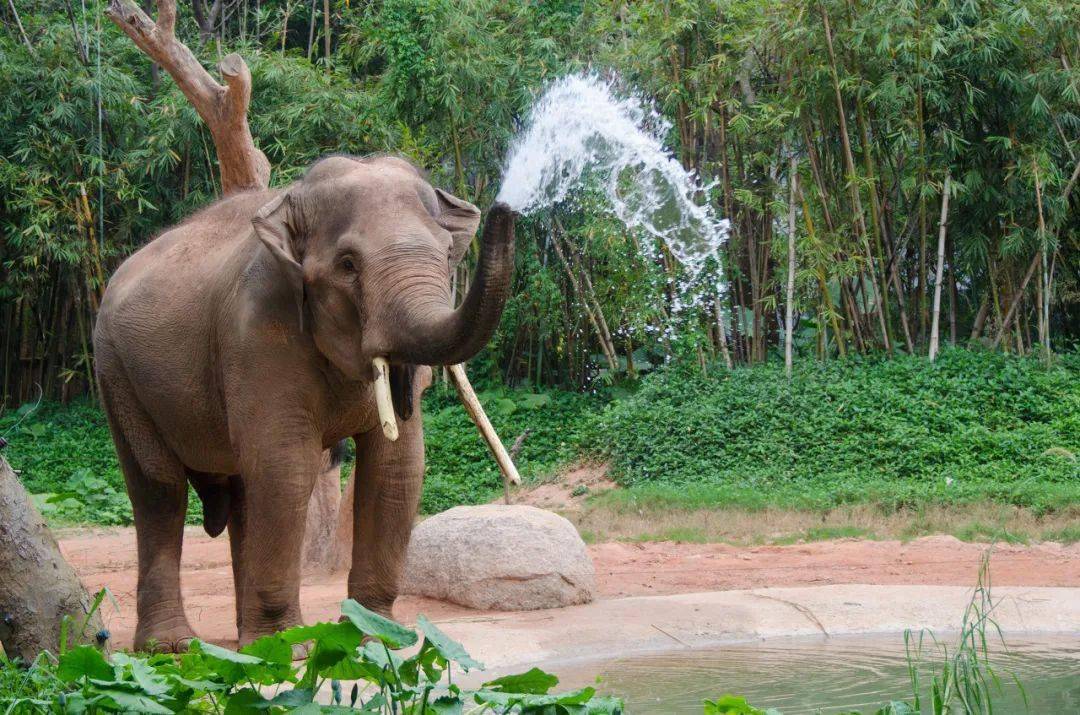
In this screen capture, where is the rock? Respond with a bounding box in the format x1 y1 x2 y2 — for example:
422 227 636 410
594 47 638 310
402 505 595 610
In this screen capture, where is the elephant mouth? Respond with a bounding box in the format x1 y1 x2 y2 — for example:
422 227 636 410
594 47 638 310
370 359 418 441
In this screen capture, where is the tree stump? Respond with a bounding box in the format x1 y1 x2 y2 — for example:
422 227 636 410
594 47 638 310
0 455 104 660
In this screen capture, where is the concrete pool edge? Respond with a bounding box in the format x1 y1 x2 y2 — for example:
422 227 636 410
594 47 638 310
426 584 1080 671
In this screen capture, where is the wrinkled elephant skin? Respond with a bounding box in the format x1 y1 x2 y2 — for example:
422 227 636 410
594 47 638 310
93 155 515 651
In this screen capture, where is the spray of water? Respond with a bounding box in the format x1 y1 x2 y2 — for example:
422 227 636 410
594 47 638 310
497 73 729 282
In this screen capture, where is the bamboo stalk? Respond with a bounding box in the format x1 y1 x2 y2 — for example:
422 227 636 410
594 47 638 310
714 294 734 369
928 174 950 361
785 156 798 377
1033 160 1050 356
820 2 890 352
991 253 1040 349
551 222 618 372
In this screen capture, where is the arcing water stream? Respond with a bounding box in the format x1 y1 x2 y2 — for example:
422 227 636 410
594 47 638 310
497 73 730 284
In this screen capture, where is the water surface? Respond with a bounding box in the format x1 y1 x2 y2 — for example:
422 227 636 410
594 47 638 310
548 633 1080 714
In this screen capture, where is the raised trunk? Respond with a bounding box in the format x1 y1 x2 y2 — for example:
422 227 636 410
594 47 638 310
390 204 516 366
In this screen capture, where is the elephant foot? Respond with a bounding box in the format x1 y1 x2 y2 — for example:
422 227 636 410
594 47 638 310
134 614 196 654
238 613 305 651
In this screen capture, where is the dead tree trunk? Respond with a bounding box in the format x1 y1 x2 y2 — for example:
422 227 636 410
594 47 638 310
0 455 104 660
106 0 270 195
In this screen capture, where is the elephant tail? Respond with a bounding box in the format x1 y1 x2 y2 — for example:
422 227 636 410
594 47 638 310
190 476 231 538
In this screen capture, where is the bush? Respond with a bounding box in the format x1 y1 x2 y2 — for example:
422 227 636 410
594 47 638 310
582 349 1080 512
0 385 600 524
420 384 599 512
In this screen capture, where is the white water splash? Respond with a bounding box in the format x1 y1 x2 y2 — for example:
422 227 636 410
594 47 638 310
497 73 729 281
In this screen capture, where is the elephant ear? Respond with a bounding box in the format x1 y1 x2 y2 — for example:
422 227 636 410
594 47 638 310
253 192 306 330
435 188 481 267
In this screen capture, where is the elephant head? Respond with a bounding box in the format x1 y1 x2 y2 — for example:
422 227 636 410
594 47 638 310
252 155 515 396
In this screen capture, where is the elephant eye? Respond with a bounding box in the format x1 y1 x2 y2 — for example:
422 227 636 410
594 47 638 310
341 256 357 272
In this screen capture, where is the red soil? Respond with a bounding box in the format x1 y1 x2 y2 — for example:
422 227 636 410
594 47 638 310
59 527 1079 650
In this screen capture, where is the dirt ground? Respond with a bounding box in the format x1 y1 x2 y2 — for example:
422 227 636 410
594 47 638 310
59 527 1080 651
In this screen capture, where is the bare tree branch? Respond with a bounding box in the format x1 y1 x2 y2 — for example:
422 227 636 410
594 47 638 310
106 0 270 195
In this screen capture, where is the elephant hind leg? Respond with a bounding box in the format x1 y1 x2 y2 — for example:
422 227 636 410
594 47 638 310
98 369 195 653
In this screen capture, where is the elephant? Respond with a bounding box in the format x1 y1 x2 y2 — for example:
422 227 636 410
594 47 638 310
92 154 515 652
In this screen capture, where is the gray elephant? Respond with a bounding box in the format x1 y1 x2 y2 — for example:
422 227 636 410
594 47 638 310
93 155 515 651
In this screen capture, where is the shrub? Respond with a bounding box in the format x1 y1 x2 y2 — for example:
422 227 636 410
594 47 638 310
582 349 1080 511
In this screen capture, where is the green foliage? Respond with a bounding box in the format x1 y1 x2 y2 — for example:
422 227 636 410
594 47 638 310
584 349 1080 512
0 384 597 523
419 384 599 512
0 596 622 714
0 400 134 525
4 0 1077 404
2 349 1076 525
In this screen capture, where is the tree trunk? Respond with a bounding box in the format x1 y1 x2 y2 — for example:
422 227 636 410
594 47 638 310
0 455 105 660
784 157 798 377
106 0 270 195
322 0 331 70
991 254 1040 349
928 174 950 361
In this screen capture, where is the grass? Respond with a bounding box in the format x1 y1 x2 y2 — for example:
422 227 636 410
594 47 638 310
569 495 1080 546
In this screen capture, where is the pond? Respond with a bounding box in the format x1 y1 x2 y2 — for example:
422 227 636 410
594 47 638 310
544 633 1080 714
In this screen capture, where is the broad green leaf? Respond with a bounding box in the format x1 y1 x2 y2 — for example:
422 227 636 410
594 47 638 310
191 639 264 665
474 686 596 708
91 688 174 714
267 688 315 706
704 695 771 714
417 615 483 671
340 599 417 648
518 393 552 409
111 652 170 696
482 666 559 694
282 620 363 651
223 688 270 713
57 645 113 682
241 634 295 666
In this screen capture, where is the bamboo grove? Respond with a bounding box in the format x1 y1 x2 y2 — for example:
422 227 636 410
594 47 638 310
1 0 1077 404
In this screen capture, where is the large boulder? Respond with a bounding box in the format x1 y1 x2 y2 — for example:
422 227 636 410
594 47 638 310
401 505 595 610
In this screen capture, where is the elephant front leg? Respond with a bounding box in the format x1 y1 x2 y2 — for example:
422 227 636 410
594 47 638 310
348 387 427 618
235 436 323 645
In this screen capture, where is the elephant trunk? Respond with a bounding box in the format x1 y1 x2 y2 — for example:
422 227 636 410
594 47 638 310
387 203 516 367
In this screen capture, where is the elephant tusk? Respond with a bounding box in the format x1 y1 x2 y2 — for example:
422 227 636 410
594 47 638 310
448 363 522 487
372 357 399 441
